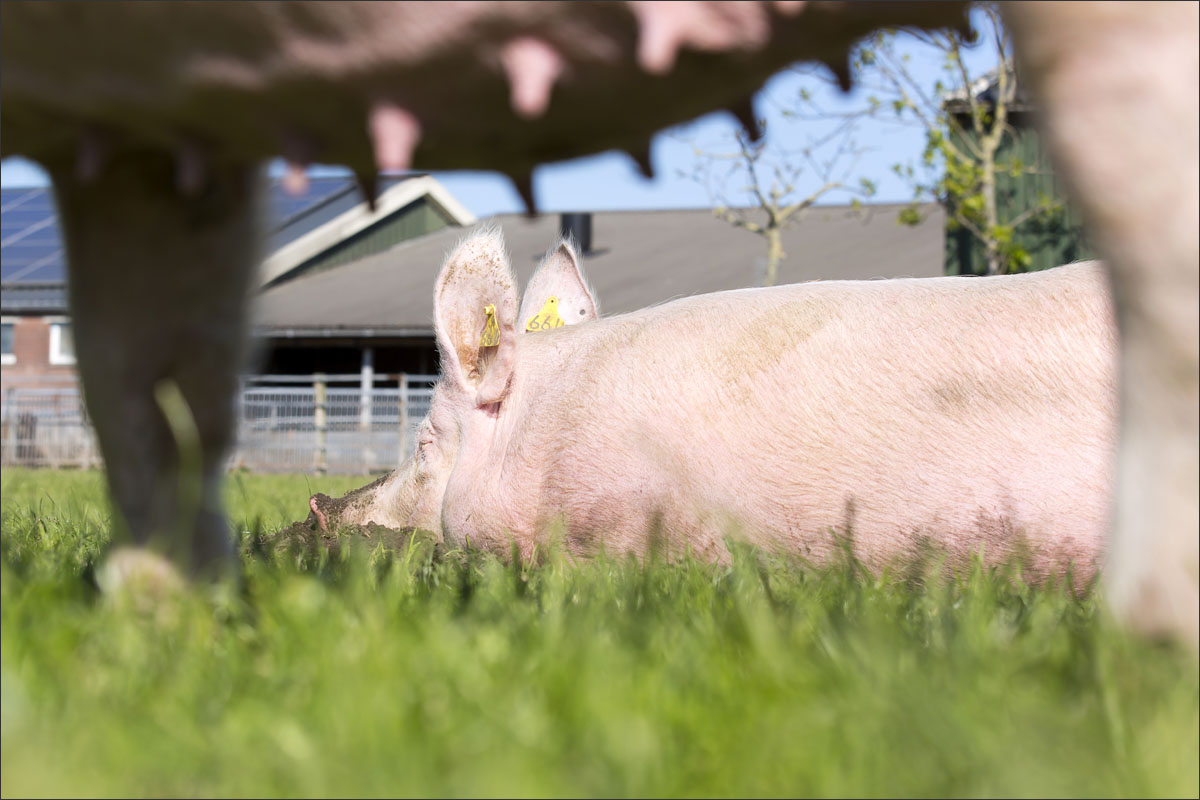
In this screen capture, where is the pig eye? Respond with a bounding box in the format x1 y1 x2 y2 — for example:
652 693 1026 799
578 309 585 315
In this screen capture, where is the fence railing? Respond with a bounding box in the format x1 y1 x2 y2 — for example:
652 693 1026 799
0 373 437 474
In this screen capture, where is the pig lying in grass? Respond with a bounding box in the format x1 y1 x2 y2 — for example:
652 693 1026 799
286 228 1117 580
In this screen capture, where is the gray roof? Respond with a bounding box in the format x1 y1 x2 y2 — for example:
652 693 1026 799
0 282 66 312
254 202 945 336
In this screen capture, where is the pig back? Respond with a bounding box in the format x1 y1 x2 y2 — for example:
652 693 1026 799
507 262 1117 575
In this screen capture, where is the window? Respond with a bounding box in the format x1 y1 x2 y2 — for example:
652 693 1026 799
1 318 14 365
48 319 76 365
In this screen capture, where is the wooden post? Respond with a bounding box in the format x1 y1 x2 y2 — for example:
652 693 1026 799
359 347 374 430
398 372 409 465
2 387 13 466
360 347 375 474
48 393 61 470
76 385 88 470
314 373 327 475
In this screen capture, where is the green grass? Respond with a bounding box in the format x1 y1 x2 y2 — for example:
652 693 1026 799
1 468 1196 798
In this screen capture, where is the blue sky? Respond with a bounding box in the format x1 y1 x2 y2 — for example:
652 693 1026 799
1 9 998 219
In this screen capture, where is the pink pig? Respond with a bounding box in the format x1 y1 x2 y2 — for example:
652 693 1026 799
304 227 1117 579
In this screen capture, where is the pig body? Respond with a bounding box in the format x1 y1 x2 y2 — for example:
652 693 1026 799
319 233 1116 578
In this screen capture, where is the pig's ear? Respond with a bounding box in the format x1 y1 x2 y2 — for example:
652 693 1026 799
433 228 519 406
519 240 599 332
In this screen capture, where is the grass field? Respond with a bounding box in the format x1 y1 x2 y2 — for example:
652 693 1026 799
1 468 1197 798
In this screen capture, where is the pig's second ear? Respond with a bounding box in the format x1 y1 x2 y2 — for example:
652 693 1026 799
519 241 599 331
433 228 519 406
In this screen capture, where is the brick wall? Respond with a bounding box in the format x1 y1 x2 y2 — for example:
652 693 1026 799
1 316 79 390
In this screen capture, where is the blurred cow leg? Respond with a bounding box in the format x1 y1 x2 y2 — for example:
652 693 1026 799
48 148 262 577
1004 2 1199 646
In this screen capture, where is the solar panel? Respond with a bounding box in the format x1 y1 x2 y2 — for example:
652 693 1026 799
1 177 358 286
1 188 63 283
268 178 354 231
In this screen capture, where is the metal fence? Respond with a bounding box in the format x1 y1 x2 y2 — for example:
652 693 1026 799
0 383 98 469
0 374 437 474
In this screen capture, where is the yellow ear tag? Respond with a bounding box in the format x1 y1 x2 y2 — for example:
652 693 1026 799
479 304 500 347
525 295 566 332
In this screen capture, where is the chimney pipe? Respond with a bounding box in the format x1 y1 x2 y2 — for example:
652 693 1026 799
559 212 592 254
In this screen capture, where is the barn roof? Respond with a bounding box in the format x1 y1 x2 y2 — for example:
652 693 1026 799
253 202 945 338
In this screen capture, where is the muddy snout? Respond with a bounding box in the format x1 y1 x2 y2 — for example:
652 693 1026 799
265 490 435 561
308 493 333 532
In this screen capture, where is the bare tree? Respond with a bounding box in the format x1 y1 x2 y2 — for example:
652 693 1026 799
685 117 873 287
792 3 1061 275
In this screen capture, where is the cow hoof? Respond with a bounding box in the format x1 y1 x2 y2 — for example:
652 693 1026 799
95 547 187 613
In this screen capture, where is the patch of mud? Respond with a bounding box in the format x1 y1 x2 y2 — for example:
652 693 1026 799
255 506 441 566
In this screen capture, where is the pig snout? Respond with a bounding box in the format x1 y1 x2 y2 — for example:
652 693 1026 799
267 478 435 561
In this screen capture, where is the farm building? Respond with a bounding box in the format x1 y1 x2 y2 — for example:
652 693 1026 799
1 174 944 472
1 174 474 392
0 175 473 470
